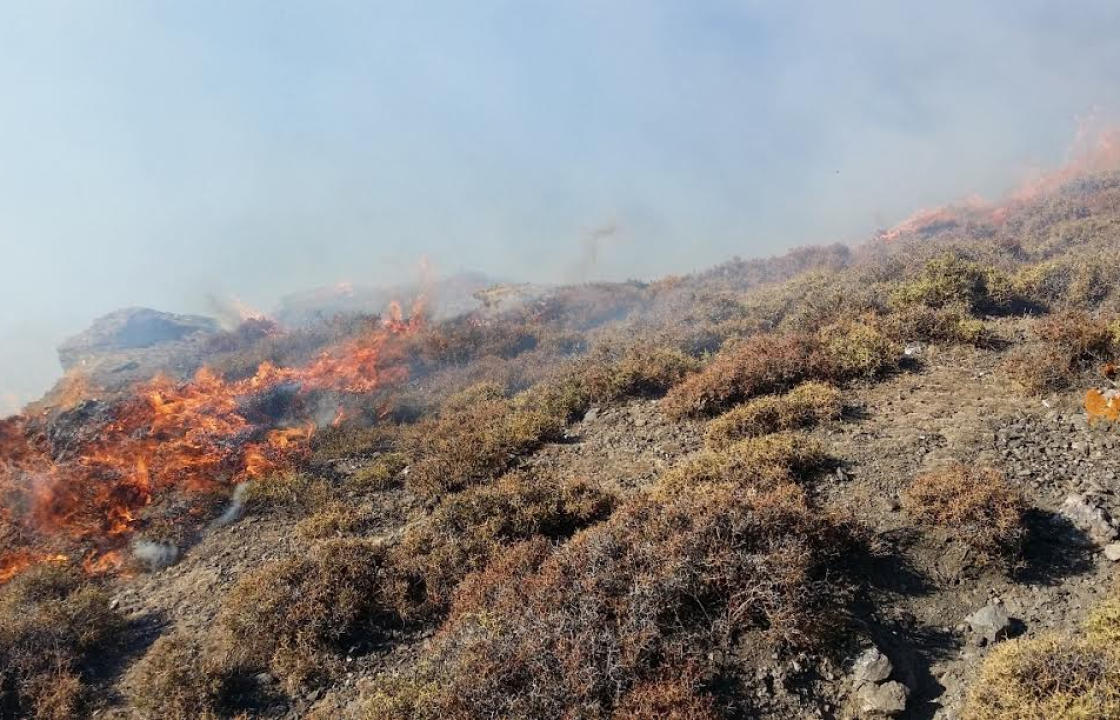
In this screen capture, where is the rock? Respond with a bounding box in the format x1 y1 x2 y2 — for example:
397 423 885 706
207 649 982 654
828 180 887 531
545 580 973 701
966 602 1014 645
583 407 600 423
1104 543 1120 562
852 647 893 686
857 680 909 717
58 307 219 370
1060 493 1118 544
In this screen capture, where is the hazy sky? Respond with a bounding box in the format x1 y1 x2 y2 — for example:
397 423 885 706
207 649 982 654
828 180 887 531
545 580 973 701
3 1 1120 412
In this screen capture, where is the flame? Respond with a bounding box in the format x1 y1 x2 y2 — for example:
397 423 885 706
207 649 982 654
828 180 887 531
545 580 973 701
879 124 1120 242
0 299 425 583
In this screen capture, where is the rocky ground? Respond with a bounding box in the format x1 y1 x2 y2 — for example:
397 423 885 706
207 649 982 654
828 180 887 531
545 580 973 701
92 317 1120 720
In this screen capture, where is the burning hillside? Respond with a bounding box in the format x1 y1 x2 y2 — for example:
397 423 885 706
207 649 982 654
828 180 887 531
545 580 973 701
0 301 424 583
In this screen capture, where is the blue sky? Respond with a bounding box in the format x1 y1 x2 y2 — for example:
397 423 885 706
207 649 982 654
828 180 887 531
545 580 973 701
2 1 1120 411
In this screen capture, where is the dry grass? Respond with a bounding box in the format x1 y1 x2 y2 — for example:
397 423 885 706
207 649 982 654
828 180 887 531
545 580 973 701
0 564 126 719
901 464 1026 565
704 382 842 449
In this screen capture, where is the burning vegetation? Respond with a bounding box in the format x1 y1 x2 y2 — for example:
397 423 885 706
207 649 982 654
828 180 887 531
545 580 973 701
6 134 1120 719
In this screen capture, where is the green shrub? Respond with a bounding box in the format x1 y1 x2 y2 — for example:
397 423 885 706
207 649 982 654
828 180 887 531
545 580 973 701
890 253 1015 313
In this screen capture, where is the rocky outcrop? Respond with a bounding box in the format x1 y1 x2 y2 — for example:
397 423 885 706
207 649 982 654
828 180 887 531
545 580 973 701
58 307 218 371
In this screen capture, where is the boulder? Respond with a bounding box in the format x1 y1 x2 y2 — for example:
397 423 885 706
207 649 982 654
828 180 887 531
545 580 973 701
852 647 893 686
966 602 1014 645
857 680 909 717
1059 493 1118 544
58 307 219 370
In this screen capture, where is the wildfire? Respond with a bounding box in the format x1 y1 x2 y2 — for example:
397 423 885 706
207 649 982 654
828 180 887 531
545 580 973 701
878 124 1120 242
0 300 425 583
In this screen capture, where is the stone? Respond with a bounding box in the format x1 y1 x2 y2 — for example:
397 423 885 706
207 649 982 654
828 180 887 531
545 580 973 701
852 647 893 686
857 680 909 717
1104 543 1120 562
966 602 1014 645
1060 493 1118 544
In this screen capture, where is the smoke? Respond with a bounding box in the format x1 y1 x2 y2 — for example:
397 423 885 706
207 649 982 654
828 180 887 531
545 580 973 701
213 481 251 527
2 1 1120 405
131 539 180 571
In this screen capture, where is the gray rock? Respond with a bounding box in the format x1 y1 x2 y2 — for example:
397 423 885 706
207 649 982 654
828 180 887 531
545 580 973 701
967 602 1014 645
1104 543 1120 562
58 307 219 370
1060 493 1118 544
857 680 909 717
852 647 893 686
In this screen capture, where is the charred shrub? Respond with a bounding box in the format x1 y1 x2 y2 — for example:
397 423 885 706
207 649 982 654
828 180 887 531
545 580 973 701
902 464 1026 566
0 564 126 719
387 472 614 618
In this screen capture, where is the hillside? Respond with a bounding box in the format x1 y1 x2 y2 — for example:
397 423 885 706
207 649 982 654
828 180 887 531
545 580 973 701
5 169 1120 719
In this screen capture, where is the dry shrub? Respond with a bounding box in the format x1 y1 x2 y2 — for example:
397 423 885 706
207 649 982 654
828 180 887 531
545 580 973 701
296 502 379 540
611 673 720 720
360 475 863 719
387 473 614 618
890 253 1015 313
1004 311 1118 394
127 630 228 720
213 538 390 692
580 343 700 401
1086 593 1120 647
662 333 820 418
0 564 125 719
404 382 574 498
704 382 842 449
658 432 827 499
346 452 408 492
882 302 988 345
964 634 1120 720
662 323 893 418
901 464 1025 564
245 470 331 512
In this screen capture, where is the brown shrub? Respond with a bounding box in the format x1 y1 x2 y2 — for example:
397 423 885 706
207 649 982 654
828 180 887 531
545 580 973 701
245 471 331 513
657 432 827 499
662 323 893 418
611 674 720 720
213 538 391 692
902 464 1026 565
296 502 379 540
404 382 575 498
387 473 614 618
127 630 227 720
580 343 700 402
345 452 408 492
704 382 842 449
0 564 126 719
1004 311 1118 394
361 477 863 719
882 302 988 345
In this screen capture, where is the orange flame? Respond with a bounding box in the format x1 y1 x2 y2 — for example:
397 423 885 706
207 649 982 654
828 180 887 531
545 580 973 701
0 299 426 583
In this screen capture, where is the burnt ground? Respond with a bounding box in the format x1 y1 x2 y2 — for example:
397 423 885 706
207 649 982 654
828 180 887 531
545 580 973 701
98 319 1120 720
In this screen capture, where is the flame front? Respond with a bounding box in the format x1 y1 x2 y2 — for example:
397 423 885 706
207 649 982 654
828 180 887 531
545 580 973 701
0 302 423 582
